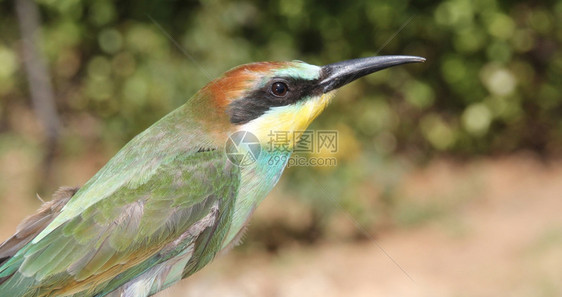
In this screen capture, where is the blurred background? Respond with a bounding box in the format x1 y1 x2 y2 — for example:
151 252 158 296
0 0 561 296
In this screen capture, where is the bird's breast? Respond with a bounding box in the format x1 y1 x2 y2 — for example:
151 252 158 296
222 149 291 247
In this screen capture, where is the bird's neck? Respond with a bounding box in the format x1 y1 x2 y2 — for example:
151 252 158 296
180 91 238 146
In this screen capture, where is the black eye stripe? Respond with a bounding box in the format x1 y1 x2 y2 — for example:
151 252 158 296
227 77 321 124
266 77 318 104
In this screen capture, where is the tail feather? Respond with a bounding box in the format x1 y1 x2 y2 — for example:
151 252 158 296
0 187 78 281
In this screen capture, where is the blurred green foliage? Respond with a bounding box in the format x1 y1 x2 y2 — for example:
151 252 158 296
0 0 561 236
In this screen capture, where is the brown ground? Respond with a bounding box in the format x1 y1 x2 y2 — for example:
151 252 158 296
1 155 561 297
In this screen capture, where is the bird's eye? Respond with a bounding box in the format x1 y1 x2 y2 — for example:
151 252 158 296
271 82 288 97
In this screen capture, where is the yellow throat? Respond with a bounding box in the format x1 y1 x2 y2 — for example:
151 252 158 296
239 92 335 149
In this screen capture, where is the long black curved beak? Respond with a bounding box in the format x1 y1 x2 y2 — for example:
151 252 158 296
319 55 426 93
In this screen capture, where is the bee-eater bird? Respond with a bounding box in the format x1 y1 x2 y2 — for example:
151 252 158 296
0 55 424 296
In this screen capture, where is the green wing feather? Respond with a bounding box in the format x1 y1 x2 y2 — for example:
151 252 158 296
0 105 240 297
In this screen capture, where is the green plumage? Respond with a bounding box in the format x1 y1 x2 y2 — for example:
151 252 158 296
0 102 240 296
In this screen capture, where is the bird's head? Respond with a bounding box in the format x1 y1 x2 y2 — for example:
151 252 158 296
194 56 425 149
